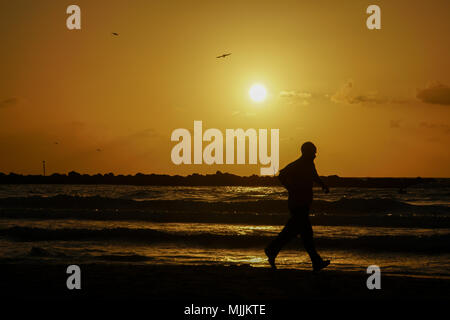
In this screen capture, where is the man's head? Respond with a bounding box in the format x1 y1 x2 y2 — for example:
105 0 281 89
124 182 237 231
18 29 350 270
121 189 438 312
301 141 317 160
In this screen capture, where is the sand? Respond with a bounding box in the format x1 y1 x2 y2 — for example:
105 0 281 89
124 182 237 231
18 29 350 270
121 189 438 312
0 262 448 301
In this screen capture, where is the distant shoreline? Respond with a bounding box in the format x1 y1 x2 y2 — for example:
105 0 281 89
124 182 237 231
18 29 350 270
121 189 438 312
0 171 448 187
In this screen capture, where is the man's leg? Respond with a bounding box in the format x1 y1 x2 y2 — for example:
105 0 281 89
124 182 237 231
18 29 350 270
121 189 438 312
265 215 301 269
296 206 330 271
266 216 301 256
296 208 321 263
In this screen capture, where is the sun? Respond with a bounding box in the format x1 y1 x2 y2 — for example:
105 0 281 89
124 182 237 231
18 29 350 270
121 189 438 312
249 84 267 102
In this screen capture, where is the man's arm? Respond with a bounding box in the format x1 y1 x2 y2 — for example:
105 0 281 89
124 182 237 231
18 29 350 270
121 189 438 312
312 163 330 193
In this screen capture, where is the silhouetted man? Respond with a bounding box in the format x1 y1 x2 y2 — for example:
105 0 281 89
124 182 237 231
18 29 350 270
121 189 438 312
265 141 330 272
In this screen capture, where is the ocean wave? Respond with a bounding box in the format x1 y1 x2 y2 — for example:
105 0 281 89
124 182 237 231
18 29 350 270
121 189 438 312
0 195 448 214
1 198 450 228
2 226 449 253
118 189 165 200
92 254 154 262
28 246 67 257
1 208 449 227
26 246 153 262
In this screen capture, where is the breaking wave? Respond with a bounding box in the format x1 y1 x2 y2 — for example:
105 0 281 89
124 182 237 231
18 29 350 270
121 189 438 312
2 226 449 253
1 195 449 227
0 195 448 214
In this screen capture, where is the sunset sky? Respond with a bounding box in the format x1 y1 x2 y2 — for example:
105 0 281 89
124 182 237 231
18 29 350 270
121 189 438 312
1 0 449 177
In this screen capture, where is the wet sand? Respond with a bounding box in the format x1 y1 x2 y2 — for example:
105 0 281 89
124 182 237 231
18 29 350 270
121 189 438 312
0 262 448 301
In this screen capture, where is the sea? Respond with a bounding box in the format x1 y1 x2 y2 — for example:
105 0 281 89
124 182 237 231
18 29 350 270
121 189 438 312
0 184 449 278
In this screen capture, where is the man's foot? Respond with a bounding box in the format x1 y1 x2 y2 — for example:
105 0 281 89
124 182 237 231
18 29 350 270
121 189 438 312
264 247 277 270
312 259 330 272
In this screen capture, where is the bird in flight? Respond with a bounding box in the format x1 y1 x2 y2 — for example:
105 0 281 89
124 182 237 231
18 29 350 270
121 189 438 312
216 53 231 59
112 32 119 36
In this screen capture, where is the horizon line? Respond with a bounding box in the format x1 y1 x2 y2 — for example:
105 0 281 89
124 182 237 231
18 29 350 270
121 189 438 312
1 171 449 179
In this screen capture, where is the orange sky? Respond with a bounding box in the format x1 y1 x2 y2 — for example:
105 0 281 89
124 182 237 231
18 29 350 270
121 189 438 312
0 0 449 177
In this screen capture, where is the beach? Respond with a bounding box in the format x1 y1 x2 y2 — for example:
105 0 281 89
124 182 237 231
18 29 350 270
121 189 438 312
0 184 449 307
1 262 449 301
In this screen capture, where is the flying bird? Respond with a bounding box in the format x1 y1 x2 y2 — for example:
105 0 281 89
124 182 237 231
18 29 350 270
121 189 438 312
216 53 231 59
112 32 119 36
96 148 102 152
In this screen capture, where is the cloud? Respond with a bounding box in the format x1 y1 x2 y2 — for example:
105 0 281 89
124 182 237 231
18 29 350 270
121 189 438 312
279 90 312 106
420 121 438 128
330 80 413 106
0 97 20 108
70 121 86 127
390 120 401 128
331 80 389 105
420 121 450 134
231 110 241 117
283 80 412 106
130 128 161 139
416 82 450 105
279 91 312 99
231 110 257 117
